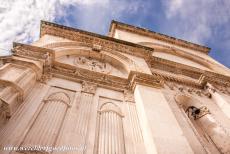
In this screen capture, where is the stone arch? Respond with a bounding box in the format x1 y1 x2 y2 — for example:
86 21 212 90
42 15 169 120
100 102 123 117
43 42 132 75
46 91 71 106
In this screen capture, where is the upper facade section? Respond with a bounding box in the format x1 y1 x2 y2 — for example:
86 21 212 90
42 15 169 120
6 20 230 90
109 20 210 54
109 20 230 76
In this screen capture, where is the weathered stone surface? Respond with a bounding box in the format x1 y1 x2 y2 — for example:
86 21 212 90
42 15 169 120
0 20 230 154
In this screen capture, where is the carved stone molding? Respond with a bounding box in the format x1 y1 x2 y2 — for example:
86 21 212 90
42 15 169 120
166 81 212 98
148 56 230 88
92 44 102 52
12 42 54 62
212 84 230 95
128 71 164 91
81 81 97 94
52 61 128 90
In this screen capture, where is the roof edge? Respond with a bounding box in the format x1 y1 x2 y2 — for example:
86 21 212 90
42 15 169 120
109 20 211 54
40 20 155 52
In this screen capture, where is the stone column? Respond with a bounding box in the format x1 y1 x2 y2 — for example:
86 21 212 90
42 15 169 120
69 81 97 154
134 84 193 154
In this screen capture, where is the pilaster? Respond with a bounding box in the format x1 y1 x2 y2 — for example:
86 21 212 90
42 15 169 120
134 84 193 154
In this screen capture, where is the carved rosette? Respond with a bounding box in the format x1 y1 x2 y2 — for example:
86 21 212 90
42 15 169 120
81 81 97 94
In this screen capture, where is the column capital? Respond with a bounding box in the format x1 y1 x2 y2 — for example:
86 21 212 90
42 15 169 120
81 81 97 94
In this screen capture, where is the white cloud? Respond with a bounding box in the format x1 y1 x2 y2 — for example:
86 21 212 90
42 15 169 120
162 0 230 44
0 0 144 56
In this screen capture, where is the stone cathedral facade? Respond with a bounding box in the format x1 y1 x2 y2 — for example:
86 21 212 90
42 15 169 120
0 20 230 154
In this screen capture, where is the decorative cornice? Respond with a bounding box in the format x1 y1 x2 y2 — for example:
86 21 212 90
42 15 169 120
52 61 128 90
147 56 230 88
128 71 164 91
40 21 153 58
109 20 210 54
51 61 163 91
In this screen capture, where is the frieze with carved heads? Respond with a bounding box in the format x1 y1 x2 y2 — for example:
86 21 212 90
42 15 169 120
165 81 212 98
148 55 230 88
213 85 230 95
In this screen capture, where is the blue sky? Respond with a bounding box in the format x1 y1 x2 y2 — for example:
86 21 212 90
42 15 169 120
0 0 230 68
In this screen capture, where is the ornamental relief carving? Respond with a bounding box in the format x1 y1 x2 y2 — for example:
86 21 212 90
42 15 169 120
165 82 212 98
213 85 230 95
56 55 127 78
74 56 112 74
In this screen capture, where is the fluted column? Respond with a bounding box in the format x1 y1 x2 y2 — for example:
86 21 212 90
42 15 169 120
70 81 97 154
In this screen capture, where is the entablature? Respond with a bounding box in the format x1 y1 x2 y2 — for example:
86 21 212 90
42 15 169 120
9 40 230 91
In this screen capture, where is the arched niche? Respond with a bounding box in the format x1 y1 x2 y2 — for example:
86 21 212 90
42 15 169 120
95 102 125 154
138 42 212 71
19 91 70 153
175 94 230 153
